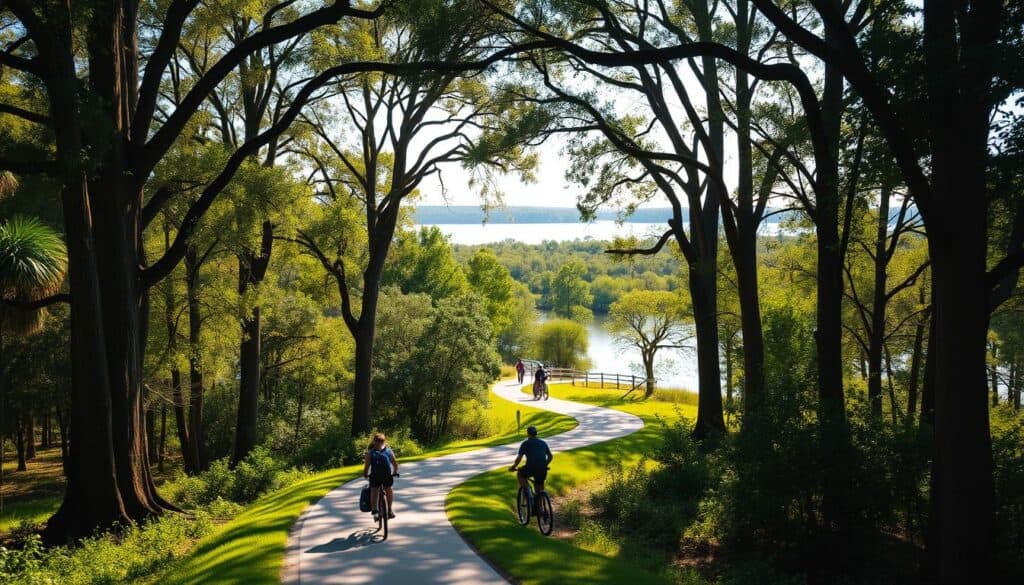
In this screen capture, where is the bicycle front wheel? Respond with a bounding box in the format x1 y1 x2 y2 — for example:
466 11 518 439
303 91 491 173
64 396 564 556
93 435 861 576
516 487 531 525
537 491 553 535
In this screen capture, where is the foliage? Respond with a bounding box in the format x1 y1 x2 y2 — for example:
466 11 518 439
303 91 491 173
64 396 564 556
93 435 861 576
374 292 501 443
0 513 213 585
531 318 589 369
0 216 67 334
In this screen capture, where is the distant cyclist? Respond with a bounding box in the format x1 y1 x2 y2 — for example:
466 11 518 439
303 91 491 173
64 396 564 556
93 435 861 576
533 364 549 399
509 425 553 509
363 432 399 520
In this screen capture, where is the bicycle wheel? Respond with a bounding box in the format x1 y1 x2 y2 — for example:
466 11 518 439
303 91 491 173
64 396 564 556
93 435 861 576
536 491 554 535
378 489 389 540
516 487 531 525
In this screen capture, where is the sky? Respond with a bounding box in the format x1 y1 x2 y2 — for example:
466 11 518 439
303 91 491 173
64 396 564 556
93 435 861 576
419 135 588 208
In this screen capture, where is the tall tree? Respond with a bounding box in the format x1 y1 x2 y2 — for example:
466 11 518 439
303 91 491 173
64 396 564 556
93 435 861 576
291 0 539 435
747 0 1023 578
606 290 691 397
0 0 383 542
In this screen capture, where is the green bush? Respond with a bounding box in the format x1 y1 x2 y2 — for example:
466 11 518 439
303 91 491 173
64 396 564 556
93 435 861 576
231 446 284 503
0 513 213 585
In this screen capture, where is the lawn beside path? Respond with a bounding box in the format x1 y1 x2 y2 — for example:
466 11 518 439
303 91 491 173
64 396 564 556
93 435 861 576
151 387 576 585
446 383 697 585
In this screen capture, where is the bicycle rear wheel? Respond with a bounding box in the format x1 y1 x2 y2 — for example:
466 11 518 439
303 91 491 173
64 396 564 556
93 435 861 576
516 487 531 525
378 489 389 540
536 491 553 535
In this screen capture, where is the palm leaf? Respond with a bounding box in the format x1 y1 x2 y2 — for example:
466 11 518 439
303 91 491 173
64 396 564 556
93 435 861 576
0 215 68 335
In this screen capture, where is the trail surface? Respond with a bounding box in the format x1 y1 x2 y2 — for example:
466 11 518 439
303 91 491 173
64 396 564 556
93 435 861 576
283 379 644 584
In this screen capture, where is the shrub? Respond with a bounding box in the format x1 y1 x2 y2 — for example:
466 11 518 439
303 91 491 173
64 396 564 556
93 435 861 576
232 446 284 503
0 513 213 585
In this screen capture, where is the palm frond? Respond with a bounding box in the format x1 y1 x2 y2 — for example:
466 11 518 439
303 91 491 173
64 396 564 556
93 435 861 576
0 215 68 335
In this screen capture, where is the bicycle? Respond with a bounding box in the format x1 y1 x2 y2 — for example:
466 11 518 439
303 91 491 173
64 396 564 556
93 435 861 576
369 473 399 540
532 380 549 401
510 468 553 535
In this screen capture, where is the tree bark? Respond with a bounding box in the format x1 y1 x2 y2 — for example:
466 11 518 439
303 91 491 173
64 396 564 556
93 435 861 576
867 185 892 419
15 413 26 471
690 267 725 439
185 248 205 471
232 221 273 466
170 369 194 474
158 403 166 472
906 304 928 424
25 409 35 460
729 0 765 415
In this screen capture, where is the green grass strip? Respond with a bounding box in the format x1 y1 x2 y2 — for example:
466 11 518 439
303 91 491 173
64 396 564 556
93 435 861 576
446 383 697 585
155 388 576 584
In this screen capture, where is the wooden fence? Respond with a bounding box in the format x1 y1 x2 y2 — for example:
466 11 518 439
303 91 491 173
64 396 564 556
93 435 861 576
520 360 653 395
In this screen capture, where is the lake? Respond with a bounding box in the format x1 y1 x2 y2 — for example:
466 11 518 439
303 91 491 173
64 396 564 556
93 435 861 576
420 220 789 245
537 311 699 392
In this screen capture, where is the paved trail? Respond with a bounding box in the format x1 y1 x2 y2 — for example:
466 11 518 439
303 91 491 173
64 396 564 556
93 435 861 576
283 379 644 584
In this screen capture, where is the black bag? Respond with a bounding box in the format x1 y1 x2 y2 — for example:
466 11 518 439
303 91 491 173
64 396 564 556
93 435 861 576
359 485 372 512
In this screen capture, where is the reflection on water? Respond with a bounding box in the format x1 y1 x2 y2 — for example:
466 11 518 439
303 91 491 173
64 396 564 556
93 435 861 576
536 311 698 392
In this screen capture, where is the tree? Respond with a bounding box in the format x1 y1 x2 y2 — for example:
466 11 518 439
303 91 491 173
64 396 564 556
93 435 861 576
745 1 1024 578
532 318 588 369
0 215 67 484
291 0 539 436
551 260 593 321
0 0 384 543
607 290 690 397
376 293 500 443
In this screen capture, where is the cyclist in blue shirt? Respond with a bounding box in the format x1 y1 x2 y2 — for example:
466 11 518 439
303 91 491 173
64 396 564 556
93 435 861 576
508 425 553 500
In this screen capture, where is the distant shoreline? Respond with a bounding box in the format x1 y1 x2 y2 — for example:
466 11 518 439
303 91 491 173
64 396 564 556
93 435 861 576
412 205 789 224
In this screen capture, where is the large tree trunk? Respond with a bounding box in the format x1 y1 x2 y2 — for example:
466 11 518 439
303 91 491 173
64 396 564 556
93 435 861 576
350 312 377 437
925 230 993 582
15 414 26 471
643 349 656 398
170 369 194 473
690 267 725 439
185 248 206 471
233 221 273 465
989 344 999 406
815 42 850 533
906 304 928 424
729 0 765 414
25 409 35 460
866 186 892 419
43 134 170 542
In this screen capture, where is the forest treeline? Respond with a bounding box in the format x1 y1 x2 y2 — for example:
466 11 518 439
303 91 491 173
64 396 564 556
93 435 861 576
0 0 1022 583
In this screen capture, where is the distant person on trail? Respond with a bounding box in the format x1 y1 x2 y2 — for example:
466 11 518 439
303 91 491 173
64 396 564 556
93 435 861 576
509 425 553 510
363 432 399 520
515 358 525 383
533 364 549 399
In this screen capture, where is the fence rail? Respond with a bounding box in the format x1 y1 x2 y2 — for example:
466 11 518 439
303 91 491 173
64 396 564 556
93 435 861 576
519 359 653 396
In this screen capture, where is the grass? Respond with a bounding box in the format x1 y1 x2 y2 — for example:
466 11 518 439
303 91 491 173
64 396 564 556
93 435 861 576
1 447 65 534
2 445 182 537
446 382 697 585
151 386 576 584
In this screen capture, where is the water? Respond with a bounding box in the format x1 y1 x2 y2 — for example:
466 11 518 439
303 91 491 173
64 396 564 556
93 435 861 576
537 311 699 392
421 220 789 245
423 221 668 245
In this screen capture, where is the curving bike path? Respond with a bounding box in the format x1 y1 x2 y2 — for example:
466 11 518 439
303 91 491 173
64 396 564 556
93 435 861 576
282 379 644 584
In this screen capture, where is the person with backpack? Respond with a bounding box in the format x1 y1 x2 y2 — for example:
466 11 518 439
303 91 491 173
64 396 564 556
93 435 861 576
533 364 549 399
515 358 526 383
363 432 399 520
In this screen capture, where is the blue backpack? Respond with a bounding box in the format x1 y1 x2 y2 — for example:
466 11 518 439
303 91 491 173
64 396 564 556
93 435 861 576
369 448 390 475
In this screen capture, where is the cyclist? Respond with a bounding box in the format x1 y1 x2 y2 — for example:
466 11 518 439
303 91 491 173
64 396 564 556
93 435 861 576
363 432 399 520
533 364 549 399
509 425 553 513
